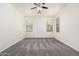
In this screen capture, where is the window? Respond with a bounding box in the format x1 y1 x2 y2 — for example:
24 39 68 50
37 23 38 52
25 18 33 32
47 17 60 32
47 18 53 32
56 17 60 32
26 24 33 32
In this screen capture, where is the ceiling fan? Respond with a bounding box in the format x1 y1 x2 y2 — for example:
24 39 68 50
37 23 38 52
31 3 48 13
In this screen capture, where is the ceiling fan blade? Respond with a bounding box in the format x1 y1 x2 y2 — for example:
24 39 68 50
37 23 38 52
31 7 37 9
42 3 45 5
34 3 38 6
41 6 48 9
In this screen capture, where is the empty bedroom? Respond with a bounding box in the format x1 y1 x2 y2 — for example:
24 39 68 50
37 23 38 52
0 3 79 56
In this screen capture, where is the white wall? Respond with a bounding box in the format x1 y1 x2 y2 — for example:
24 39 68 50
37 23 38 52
25 16 56 38
0 3 25 52
55 4 79 52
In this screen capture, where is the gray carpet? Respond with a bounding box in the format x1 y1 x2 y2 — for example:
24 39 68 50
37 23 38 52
0 38 79 56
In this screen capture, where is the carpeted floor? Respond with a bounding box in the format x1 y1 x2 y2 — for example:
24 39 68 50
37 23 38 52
0 38 79 56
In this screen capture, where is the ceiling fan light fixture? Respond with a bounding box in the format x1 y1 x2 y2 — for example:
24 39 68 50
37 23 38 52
37 7 42 11
31 3 48 13
36 7 42 13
